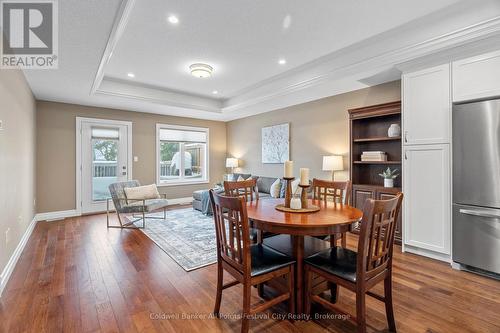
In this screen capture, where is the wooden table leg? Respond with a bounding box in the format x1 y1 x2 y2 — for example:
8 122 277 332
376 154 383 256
292 235 304 314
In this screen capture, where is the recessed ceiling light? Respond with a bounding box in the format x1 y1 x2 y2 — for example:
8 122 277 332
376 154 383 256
127 72 135 78
212 90 218 95
168 15 179 24
189 63 213 78
278 59 287 65
283 15 292 30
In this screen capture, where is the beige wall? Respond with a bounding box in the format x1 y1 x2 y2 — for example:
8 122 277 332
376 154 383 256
0 69 36 279
36 102 226 213
227 81 401 180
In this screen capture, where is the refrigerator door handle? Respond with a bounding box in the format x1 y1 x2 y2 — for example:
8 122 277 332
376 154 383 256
459 208 500 220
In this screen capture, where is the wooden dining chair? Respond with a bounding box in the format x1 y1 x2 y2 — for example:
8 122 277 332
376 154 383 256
304 193 403 333
209 190 295 333
224 178 265 242
312 178 352 247
223 178 259 202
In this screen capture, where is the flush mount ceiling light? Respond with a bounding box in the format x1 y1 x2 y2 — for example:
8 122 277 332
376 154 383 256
168 15 179 24
189 63 213 78
127 72 135 78
278 58 287 65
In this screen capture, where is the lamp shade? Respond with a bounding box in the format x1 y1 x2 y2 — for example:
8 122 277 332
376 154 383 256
322 155 343 171
226 158 238 168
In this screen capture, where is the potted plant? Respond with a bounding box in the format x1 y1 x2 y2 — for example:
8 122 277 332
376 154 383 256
379 167 399 188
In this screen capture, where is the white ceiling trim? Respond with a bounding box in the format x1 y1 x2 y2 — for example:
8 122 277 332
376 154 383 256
90 1 500 120
90 0 136 95
96 78 222 112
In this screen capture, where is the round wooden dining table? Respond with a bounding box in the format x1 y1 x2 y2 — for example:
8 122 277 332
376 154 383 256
246 198 363 314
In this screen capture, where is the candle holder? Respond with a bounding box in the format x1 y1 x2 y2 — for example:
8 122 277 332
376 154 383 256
283 177 295 208
299 184 310 209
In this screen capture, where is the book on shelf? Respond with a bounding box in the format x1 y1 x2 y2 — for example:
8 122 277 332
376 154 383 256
361 151 386 155
361 151 387 161
361 156 388 162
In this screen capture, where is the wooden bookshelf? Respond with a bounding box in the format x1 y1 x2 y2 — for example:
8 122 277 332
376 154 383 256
348 101 402 244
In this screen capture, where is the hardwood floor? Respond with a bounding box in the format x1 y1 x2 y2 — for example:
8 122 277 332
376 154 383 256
1 207 500 332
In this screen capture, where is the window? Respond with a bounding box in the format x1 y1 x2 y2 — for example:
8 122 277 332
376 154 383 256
91 127 119 201
156 124 209 185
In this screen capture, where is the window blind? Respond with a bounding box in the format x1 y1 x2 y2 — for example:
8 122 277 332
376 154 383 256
159 128 207 143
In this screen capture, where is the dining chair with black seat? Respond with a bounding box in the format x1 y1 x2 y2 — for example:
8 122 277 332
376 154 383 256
311 178 352 248
304 193 403 333
209 190 295 333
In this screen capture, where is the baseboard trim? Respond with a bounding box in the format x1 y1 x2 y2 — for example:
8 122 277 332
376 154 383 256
35 198 192 222
0 216 37 297
404 245 451 263
35 209 79 222
168 197 193 206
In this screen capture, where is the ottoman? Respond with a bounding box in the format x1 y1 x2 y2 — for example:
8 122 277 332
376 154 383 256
193 187 224 214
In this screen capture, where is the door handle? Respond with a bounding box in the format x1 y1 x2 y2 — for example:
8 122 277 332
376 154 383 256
404 151 408 160
404 131 408 143
122 172 127 176
459 209 500 219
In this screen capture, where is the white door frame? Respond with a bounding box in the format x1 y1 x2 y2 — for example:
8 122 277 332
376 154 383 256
76 117 133 215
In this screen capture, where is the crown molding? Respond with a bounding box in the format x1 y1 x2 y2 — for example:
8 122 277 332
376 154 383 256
221 16 500 114
96 77 222 112
90 0 136 95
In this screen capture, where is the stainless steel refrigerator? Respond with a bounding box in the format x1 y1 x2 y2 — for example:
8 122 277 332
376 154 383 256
453 99 500 277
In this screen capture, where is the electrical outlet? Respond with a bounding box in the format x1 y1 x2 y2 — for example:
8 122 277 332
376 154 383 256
134 156 139 162
33 198 36 207
0 120 3 130
5 228 10 245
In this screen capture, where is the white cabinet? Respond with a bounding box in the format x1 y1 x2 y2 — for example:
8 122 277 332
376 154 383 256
403 144 451 255
453 50 500 102
402 64 451 145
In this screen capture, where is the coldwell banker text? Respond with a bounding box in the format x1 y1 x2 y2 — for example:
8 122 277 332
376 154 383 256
1 0 58 69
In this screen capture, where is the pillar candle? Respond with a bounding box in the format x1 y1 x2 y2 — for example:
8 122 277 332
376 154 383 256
300 168 309 186
284 161 293 178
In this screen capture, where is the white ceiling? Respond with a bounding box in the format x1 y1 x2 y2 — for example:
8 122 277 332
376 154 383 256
22 0 500 121
105 0 458 99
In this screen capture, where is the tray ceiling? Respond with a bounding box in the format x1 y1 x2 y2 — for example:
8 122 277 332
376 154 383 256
22 0 500 121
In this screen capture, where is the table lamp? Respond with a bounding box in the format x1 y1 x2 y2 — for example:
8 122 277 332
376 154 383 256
226 158 239 176
322 155 343 181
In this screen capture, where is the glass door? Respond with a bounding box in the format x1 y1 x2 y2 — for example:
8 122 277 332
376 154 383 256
80 120 131 214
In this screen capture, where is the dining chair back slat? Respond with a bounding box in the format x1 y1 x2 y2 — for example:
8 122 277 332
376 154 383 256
224 179 259 202
358 194 403 280
312 179 351 205
210 191 250 274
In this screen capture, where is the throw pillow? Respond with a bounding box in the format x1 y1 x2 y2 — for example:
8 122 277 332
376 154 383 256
124 184 161 204
269 178 281 198
237 175 245 181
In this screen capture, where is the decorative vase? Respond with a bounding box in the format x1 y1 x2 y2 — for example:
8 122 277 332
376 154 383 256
384 178 394 188
388 124 401 137
290 197 301 210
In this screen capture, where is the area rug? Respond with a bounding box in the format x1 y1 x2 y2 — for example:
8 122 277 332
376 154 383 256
139 208 217 271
